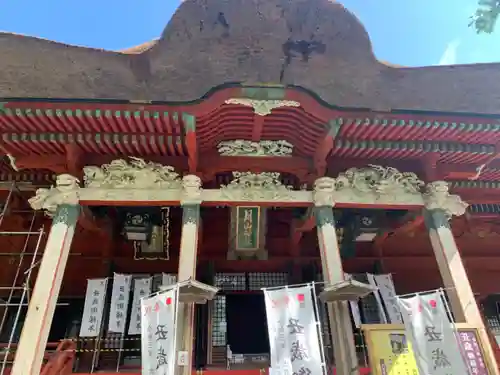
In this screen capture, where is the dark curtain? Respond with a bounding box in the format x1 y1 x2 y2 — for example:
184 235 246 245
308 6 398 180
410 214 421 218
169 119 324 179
194 261 213 369
226 293 269 354
194 304 209 369
48 301 82 342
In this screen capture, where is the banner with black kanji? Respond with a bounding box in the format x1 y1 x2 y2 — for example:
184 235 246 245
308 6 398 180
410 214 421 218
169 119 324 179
128 278 152 335
141 288 178 375
263 285 325 375
397 290 469 375
80 278 107 337
108 273 132 333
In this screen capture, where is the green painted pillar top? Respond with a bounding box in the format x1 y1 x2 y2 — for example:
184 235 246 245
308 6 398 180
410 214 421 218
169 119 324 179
314 206 335 227
182 204 200 226
423 208 451 230
182 113 196 133
52 204 81 226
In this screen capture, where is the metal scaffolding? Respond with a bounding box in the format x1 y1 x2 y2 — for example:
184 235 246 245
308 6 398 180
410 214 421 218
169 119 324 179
0 182 46 375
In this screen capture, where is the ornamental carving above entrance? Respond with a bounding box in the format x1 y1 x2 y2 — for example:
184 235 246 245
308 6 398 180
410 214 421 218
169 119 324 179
224 98 300 116
83 157 181 189
220 172 294 201
27 158 469 219
217 140 293 157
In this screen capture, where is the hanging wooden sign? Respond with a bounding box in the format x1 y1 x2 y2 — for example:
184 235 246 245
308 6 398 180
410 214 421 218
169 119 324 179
236 206 260 250
228 206 268 260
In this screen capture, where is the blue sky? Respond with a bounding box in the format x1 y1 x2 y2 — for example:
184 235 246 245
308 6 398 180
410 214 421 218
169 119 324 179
0 0 498 67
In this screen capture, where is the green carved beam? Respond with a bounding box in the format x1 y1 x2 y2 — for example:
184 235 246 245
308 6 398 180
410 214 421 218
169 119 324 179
1 132 182 147
0 105 499 157
341 117 500 133
335 139 494 154
450 180 500 189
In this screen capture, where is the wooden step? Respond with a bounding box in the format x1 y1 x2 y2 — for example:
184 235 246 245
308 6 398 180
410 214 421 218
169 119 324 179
210 346 226 367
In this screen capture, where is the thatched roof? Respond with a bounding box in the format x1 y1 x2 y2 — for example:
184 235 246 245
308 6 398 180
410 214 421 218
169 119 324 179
1 0 499 115
120 40 158 54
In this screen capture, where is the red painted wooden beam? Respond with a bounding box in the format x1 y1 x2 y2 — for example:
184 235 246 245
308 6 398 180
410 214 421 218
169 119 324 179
200 155 310 182
78 206 112 237
9 154 66 174
420 153 440 182
313 136 334 179
454 189 500 203
290 208 316 257
251 115 265 141
183 113 198 173
312 119 343 180
373 212 424 271
64 144 84 178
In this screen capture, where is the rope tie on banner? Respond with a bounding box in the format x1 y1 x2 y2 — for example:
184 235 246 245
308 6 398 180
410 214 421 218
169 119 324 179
73 347 141 353
261 281 326 292
397 287 456 299
52 347 142 353
66 337 141 342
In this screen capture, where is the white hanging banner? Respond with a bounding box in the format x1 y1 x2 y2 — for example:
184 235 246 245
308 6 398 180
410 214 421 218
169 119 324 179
79 278 108 337
141 287 178 375
344 273 362 328
264 285 324 375
162 273 177 287
366 273 387 323
108 273 132 333
397 291 469 375
128 278 152 335
373 274 403 324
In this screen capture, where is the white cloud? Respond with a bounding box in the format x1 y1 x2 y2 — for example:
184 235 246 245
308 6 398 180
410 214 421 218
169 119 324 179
438 39 461 65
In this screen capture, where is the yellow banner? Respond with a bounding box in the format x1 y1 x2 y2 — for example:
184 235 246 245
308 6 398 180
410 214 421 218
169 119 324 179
362 324 493 375
364 326 419 375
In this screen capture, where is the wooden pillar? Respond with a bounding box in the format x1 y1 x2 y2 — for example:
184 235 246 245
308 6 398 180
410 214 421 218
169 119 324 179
424 208 499 375
11 204 80 375
177 203 201 375
315 205 358 375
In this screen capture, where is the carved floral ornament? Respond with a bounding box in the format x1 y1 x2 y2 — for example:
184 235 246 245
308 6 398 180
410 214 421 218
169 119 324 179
224 98 301 116
83 157 182 189
217 140 293 157
28 158 203 214
220 172 294 201
313 165 468 218
27 160 468 219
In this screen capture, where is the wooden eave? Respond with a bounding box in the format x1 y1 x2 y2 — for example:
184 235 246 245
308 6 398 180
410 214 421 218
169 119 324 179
0 85 500 201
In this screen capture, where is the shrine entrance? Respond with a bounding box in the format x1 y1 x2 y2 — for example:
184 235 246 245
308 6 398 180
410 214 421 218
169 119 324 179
11 157 496 375
226 293 269 362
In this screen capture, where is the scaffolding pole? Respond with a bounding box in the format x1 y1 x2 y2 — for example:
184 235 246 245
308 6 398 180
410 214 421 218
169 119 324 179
0 182 47 375
0 182 15 228
0 211 38 337
0 303 69 307
0 232 46 236
0 228 44 375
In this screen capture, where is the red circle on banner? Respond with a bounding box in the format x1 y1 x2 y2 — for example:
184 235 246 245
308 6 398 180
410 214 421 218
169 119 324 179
429 299 437 308
166 297 172 305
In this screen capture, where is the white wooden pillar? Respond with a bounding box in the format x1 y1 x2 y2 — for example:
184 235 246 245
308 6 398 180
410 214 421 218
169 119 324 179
424 208 500 374
314 204 359 375
11 204 80 375
177 203 201 375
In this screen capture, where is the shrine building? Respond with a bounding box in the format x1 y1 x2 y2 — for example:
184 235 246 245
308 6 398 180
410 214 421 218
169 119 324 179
1 0 500 374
